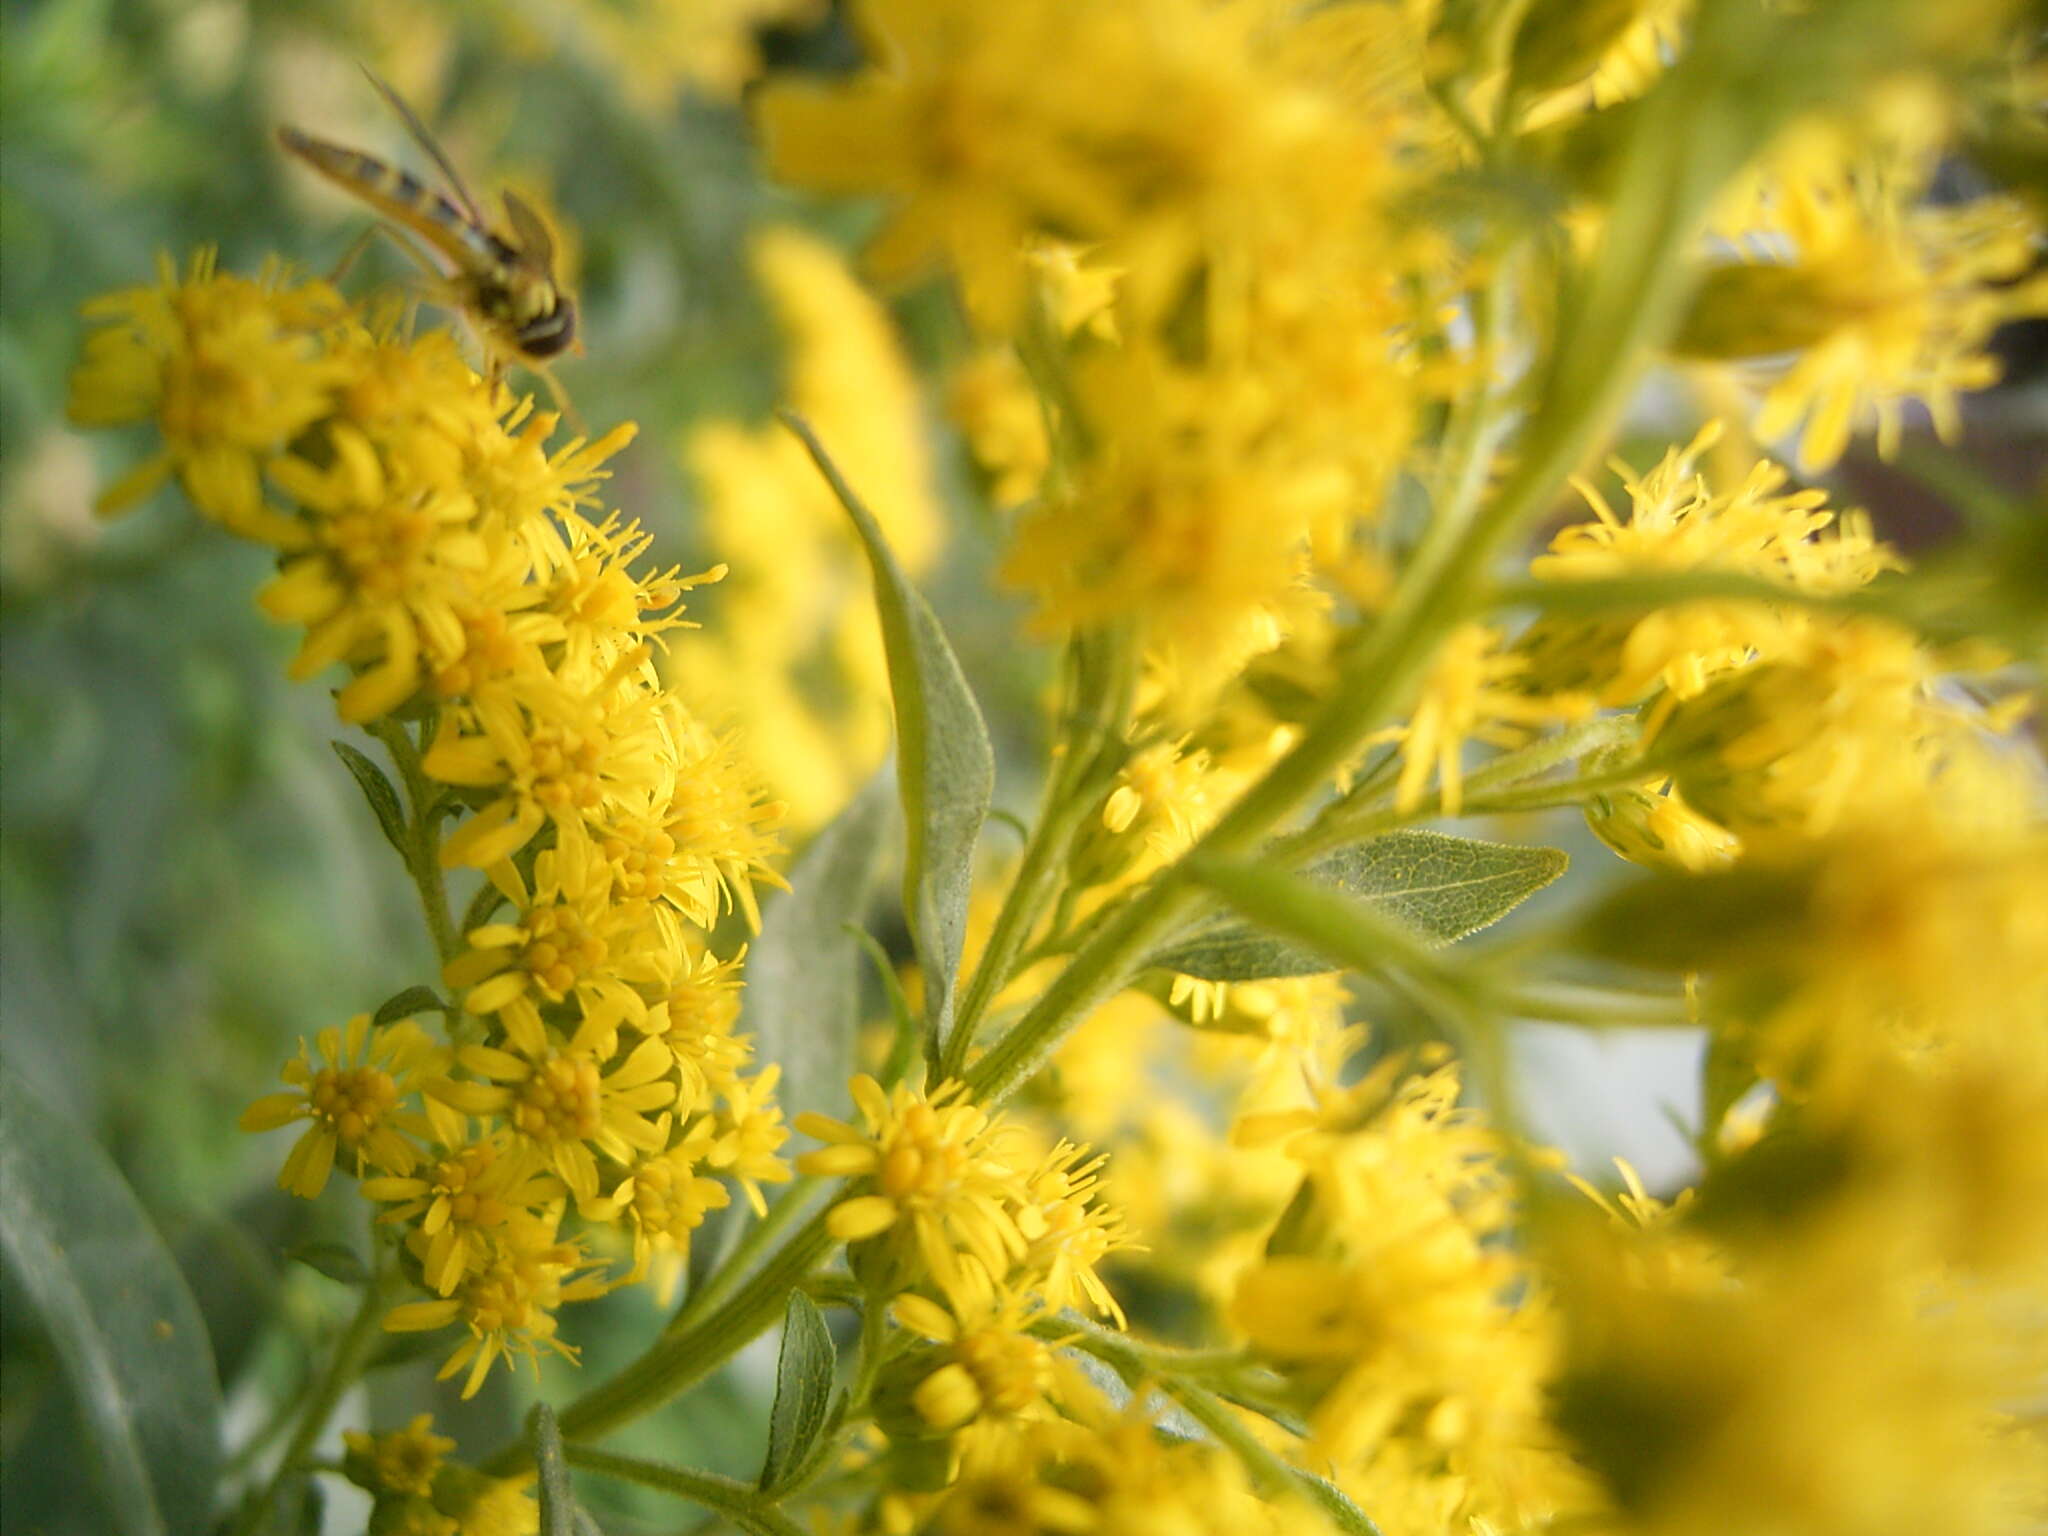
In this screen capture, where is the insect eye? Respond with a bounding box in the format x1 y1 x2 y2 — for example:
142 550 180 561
516 299 576 360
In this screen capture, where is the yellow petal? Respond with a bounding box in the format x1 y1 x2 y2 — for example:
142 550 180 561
828 1195 899 1242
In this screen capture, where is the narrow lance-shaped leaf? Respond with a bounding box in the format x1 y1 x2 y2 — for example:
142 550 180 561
0 1063 223 1536
1151 830 1567 981
759 1291 837 1493
332 740 409 859
372 984 446 1028
741 772 894 1127
782 412 994 1066
1185 854 1477 994
847 925 921 1090
285 1242 369 1285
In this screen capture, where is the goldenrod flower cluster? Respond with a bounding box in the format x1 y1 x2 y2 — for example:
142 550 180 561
70 250 790 1397
760 0 1428 701
798 1076 1130 1464
338 1414 541 1534
56 0 2048 1533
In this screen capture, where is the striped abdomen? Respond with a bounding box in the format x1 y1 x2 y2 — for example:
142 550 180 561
276 125 517 279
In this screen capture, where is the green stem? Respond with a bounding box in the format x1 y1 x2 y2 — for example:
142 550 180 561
369 718 461 965
1503 981 1693 1028
948 630 1135 1077
1159 1378 1385 1536
1271 714 1643 868
1488 569 1889 623
561 1446 809 1536
228 1262 391 1536
1453 759 1663 815
846 1293 893 1408
669 1177 827 1336
1026 1312 1256 1384
486 1214 837 1475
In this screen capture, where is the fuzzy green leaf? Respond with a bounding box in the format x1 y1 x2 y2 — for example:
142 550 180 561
1153 831 1567 981
759 1291 837 1494
372 985 445 1028
0 1063 222 1536
331 740 408 858
783 413 993 1065
743 773 893 1123
284 1242 369 1285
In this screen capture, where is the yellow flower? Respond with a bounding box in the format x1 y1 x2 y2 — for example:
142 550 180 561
239 1015 441 1198
67 248 350 527
1521 424 1902 717
1173 973 1359 1106
1658 617 2013 849
1683 143 2048 470
755 0 1150 322
342 1413 455 1499
1000 343 1338 697
545 0 825 108
1230 1049 1568 1514
385 1210 610 1399
1548 1203 2048 1536
258 420 493 725
434 1031 677 1211
642 705 787 930
1005 1140 1131 1325
1373 623 1594 815
797 1076 1030 1309
702 1062 795 1215
1072 735 1231 890
1583 777 1741 872
444 837 660 1055
1709 818 2048 1111
890 1287 1068 1436
948 345 1050 507
590 1117 731 1303
426 674 670 870
361 1133 564 1296
645 942 751 1111
932 1402 1330 1536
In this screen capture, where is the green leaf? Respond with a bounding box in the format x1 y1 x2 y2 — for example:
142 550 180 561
372 985 445 1028
847 925 921 1090
331 740 408 858
743 773 893 1122
1185 853 1471 992
532 1403 577 1536
783 413 994 1065
759 1291 837 1493
1292 1468 1386 1536
0 1062 222 1536
284 1242 369 1285
1153 831 1567 981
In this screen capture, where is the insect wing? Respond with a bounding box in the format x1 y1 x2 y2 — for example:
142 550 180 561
358 63 488 228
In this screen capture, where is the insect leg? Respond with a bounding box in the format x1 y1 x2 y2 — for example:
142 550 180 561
325 223 381 285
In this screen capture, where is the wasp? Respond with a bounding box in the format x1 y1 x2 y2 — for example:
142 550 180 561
278 70 578 374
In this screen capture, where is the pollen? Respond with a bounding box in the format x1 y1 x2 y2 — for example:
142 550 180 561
511 1054 604 1144
308 1062 402 1152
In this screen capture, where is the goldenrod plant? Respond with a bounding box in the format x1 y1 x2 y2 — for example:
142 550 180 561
6 1 2045 1533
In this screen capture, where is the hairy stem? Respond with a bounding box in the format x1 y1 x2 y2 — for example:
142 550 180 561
562 1445 809 1536
228 1259 390 1536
